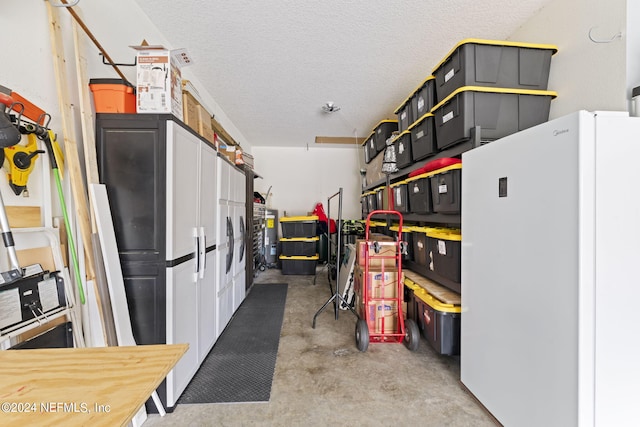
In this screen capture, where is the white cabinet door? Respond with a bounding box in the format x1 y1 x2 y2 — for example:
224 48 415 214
198 249 217 361
166 122 199 261
166 260 198 407
233 270 246 311
199 142 217 248
217 157 231 202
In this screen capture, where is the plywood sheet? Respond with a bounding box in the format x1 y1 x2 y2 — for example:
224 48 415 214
0 344 187 427
404 269 461 305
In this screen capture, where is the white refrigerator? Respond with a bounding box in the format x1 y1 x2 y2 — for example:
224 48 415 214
461 111 640 427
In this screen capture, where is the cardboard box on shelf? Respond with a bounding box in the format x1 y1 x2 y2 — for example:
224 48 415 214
132 45 191 120
196 104 213 135
182 90 200 131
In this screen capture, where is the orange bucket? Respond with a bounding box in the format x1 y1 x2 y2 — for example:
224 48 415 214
89 79 136 113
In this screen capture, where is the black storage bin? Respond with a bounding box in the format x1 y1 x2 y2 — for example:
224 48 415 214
407 175 432 214
414 287 461 356
404 281 419 323
389 225 412 263
426 229 461 284
395 96 414 133
280 216 319 238
280 237 319 257
430 165 461 214
363 133 377 164
280 255 318 275
390 181 409 213
432 86 556 150
432 39 557 102
366 192 378 212
374 120 398 152
411 76 436 122
361 194 369 217
412 230 428 266
408 113 436 162
393 131 412 169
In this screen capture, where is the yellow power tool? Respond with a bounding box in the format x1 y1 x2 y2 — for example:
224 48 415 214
3 133 44 195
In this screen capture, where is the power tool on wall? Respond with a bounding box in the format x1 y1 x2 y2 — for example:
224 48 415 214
0 91 44 196
3 133 44 196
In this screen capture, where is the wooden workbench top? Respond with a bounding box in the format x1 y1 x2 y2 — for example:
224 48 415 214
0 344 187 427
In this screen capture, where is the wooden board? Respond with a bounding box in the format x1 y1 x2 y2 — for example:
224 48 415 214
315 136 366 145
16 246 56 272
6 206 41 228
47 3 96 280
404 269 461 305
0 344 187 427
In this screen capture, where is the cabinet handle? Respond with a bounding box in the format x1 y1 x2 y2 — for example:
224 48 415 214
194 231 200 283
199 227 206 279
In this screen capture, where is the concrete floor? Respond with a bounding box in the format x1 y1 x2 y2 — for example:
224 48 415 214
144 267 495 426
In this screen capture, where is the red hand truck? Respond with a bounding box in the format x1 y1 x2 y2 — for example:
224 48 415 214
355 210 419 352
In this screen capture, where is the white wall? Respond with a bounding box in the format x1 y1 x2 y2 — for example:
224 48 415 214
252 145 362 221
509 0 628 117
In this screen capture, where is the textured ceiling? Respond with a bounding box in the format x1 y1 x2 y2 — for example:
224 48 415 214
132 0 552 148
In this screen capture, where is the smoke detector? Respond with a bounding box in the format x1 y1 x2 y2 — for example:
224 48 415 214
321 102 340 113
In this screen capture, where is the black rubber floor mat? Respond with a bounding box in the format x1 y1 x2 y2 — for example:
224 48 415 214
178 283 288 404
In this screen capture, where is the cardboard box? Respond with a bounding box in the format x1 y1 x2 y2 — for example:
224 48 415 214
355 265 398 299
196 105 212 134
366 300 398 334
356 235 396 268
200 125 215 144
132 45 184 120
182 90 200 131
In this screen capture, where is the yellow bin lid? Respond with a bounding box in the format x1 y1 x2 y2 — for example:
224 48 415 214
414 287 462 313
394 76 436 114
280 215 319 222
279 255 320 260
280 237 319 242
432 86 558 114
432 38 559 74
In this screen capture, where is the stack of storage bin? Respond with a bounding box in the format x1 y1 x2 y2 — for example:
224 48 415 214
430 39 558 150
279 215 319 275
390 39 557 173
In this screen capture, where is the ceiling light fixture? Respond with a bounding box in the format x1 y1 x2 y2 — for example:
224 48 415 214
321 102 340 113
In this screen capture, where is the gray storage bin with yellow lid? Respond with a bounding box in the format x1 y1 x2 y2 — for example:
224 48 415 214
391 130 413 169
413 282 461 356
408 112 436 162
432 86 557 150
432 39 558 102
280 215 318 238
411 76 436 123
280 236 320 257
426 228 461 284
373 119 399 152
405 172 433 215
430 163 462 215
389 180 410 214
280 255 319 275
394 94 414 133
363 132 377 164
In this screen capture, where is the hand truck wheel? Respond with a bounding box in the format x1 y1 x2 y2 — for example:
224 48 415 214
355 319 369 352
403 318 420 351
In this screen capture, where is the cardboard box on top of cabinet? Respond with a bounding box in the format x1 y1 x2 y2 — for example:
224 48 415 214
131 45 193 120
182 90 200 131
